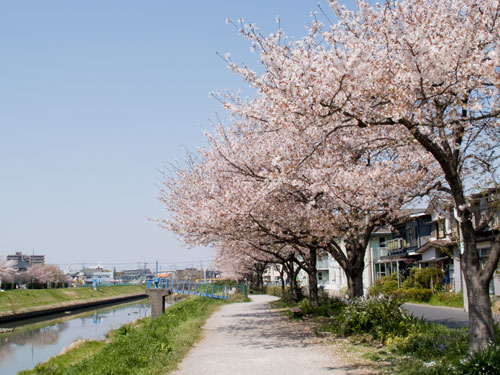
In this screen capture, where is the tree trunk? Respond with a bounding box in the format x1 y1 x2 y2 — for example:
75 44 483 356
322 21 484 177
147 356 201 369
289 275 299 302
306 248 319 306
346 266 364 298
461 220 495 351
344 239 366 298
253 263 266 292
286 261 301 302
279 266 286 297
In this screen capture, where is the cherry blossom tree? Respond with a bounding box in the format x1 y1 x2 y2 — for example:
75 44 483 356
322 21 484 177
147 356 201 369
0 260 16 286
158 105 438 303
210 76 440 299
26 264 57 287
221 0 499 350
157 131 329 302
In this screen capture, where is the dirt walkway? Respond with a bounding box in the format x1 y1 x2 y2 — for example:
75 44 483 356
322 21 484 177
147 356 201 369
171 295 349 375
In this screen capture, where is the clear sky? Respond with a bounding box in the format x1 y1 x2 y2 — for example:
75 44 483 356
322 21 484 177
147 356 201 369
0 1 355 270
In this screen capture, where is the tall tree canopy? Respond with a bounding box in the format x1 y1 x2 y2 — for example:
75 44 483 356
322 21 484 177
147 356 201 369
221 0 499 350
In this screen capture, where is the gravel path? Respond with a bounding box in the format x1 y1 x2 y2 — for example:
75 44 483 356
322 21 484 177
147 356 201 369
171 294 347 375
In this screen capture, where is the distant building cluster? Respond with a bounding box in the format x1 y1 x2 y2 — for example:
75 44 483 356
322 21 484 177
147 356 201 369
2 251 220 288
6 251 45 271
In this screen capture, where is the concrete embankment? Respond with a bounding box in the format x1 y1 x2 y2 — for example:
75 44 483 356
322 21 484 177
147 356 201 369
0 293 147 324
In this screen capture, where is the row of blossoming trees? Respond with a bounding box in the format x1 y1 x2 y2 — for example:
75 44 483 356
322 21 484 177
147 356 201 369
158 0 499 350
0 260 70 288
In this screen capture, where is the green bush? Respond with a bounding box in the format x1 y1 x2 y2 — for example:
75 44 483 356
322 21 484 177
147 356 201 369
264 285 287 297
404 267 444 290
402 288 432 302
369 274 399 296
296 297 345 317
328 297 419 341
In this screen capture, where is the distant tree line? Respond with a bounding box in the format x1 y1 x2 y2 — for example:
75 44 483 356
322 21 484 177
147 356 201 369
0 260 71 289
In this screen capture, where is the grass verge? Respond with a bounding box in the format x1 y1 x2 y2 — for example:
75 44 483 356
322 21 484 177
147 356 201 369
272 295 500 374
0 285 146 314
18 340 107 375
19 293 248 375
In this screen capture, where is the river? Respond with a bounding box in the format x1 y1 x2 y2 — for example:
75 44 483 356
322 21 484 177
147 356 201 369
0 299 152 375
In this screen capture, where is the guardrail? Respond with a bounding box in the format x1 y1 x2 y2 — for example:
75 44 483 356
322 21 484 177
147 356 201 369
146 278 229 300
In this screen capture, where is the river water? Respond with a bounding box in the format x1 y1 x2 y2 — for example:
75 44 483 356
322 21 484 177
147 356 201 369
0 300 151 375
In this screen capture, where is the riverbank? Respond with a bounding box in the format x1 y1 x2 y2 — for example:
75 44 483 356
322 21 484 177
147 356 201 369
0 285 146 323
19 296 226 375
1 300 151 374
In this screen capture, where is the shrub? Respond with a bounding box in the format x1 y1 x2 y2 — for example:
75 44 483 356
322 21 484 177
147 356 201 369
297 296 345 317
330 297 418 341
404 267 444 290
265 285 287 297
402 288 432 302
369 274 399 296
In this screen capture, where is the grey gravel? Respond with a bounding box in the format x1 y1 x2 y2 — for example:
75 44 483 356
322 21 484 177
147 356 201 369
170 294 347 375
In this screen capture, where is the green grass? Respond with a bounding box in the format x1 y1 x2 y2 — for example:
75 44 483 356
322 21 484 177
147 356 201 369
405 291 464 308
18 340 106 375
19 296 226 375
0 285 146 313
427 292 464 308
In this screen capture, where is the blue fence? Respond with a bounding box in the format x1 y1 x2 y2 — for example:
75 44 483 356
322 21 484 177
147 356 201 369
146 278 229 300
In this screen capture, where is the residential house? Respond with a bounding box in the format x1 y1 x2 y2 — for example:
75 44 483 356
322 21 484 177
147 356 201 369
413 200 460 292
469 189 500 296
263 264 282 285
374 209 432 286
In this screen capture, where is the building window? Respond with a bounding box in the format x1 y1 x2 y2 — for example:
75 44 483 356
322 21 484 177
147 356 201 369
407 226 417 247
437 220 446 239
479 247 491 266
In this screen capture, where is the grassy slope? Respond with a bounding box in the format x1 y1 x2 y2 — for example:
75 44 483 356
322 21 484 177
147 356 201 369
19 296 226 375
0 285 146 314
18 340 106 375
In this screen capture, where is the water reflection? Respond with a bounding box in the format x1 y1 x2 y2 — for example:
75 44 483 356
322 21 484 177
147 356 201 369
0 301 151 375
0 322 69 361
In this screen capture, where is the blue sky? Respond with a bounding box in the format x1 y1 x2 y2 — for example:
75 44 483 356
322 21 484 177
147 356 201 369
0 1 355 270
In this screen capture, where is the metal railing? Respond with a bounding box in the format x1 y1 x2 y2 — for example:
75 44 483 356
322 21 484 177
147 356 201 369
146 278 229 300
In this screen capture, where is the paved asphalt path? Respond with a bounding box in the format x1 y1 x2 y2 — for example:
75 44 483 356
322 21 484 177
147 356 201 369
171 295 347 375
403 303 500 328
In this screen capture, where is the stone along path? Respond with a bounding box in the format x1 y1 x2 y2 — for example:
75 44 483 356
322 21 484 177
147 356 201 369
171 295 348 375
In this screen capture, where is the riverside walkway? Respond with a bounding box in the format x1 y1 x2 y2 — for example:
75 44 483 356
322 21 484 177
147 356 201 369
171 295 347 375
